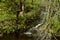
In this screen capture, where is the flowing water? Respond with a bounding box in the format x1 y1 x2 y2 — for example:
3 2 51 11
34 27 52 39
0 8 47 40
0 11 50 40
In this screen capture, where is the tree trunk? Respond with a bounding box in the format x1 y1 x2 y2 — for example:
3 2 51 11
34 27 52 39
19 0 25 16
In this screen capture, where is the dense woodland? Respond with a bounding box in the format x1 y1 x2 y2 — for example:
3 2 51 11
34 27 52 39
0 0 60 40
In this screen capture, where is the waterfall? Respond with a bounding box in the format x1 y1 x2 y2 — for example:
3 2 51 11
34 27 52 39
23 7 52 40
24 14 46 35
24 11 47 35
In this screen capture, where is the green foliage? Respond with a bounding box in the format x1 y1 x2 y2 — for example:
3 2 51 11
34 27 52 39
52 14 60 33
0 0 60 36
0 0 41 34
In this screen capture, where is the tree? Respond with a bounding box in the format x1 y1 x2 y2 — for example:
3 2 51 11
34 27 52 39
19 0 25 16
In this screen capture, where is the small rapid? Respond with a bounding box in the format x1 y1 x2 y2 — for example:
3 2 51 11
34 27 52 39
24 7 52 40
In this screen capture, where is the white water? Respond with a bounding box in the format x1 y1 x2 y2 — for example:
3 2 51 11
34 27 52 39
24 8 52 40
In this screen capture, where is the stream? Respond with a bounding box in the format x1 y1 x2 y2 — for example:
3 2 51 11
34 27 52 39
0 10 47 40
0 6 49 40
0 17 46 40
0 6 60 40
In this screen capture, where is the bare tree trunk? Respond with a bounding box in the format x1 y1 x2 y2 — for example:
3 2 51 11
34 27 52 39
19 0 25 16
